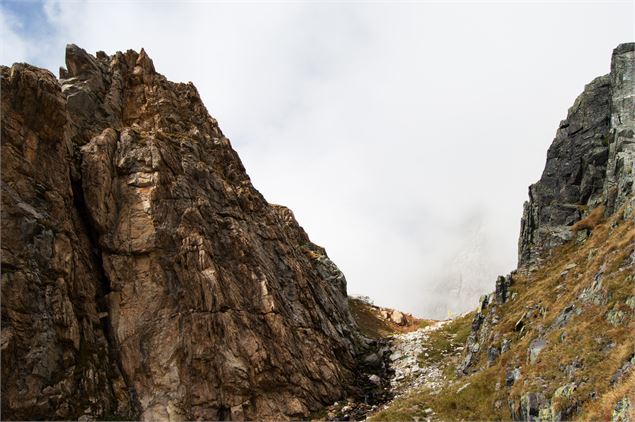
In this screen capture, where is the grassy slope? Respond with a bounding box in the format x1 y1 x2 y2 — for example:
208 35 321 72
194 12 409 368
417 313 473 374
348 298 431 339
371 205 635 421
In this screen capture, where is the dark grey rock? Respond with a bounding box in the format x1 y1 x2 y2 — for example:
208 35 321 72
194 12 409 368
551 304 576 330
518 43 635 268
605 43 635 217
478 294 490 313
501 338 512 354
506 367 521 387
495 274 513 304
528 338 547 364
487 346 500 366
610 353 635 386
363 352 382 366
511 392 546 421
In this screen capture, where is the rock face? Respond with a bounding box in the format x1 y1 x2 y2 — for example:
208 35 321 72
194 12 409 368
458 41 634 379
518 43 634 268
1 63 134 420
1 45 365 420
451 43 635 421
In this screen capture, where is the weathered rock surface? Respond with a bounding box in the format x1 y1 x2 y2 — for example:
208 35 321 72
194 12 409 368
451 44 635 422
1 63 134 420
518 43 634 268
2 45 366 420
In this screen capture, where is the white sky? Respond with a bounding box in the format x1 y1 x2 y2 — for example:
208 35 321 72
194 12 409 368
2 1 633 318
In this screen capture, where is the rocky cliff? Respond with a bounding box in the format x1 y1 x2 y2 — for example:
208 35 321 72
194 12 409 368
370 43 634 422
518 43 634 268
460 43 635 419
460 43 635 420
1 45 370 421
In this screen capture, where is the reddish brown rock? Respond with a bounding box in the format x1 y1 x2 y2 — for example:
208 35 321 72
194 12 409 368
1 45 367 420
1 63 134 420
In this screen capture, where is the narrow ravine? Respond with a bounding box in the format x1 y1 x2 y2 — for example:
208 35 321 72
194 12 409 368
352 321 450 421
386 321 450 398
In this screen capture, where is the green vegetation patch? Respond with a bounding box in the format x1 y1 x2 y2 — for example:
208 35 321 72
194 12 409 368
370 366 509 421
417 313 472 368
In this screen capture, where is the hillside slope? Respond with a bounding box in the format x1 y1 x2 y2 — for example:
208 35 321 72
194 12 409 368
371 42 634 422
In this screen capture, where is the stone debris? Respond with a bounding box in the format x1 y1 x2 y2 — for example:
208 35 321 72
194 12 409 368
387 321 450 400
323 321 452 420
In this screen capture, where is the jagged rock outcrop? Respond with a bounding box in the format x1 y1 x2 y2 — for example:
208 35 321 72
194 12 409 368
451 43 635 421
464 44 634 376
1 45 367 420
518 42 634 268
456 273 514 375
1 63 135 420
356 43 634 422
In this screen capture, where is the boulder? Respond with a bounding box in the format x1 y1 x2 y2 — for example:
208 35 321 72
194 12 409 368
390 310 406 325
528 338 547 364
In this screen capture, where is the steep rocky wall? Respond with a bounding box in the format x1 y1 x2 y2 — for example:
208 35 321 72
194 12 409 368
1 64 135 420
518 43 634 268
1 45 366 421
604 43 635 216
461 41 633 377
453 42 634 420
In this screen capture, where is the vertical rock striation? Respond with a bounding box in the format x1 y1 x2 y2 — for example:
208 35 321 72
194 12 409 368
604 43 635 216
460 42 634 378
518 43 634 268
2 45 365 420
1 64 134 420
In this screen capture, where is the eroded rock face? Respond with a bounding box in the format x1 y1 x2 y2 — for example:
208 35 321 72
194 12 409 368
518 43 635 268
2 45 364 420
1 64 135 420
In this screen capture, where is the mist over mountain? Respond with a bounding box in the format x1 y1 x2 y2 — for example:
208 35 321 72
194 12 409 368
1 2 633 421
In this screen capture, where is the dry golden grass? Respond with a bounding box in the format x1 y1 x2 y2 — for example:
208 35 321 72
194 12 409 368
607 228 635 254
371 203 635 421
579 371 635 421
348 298 397 338
348 298 427 338
571 205 605 233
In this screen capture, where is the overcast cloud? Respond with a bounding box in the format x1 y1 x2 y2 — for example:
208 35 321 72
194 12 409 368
1 1 632 318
